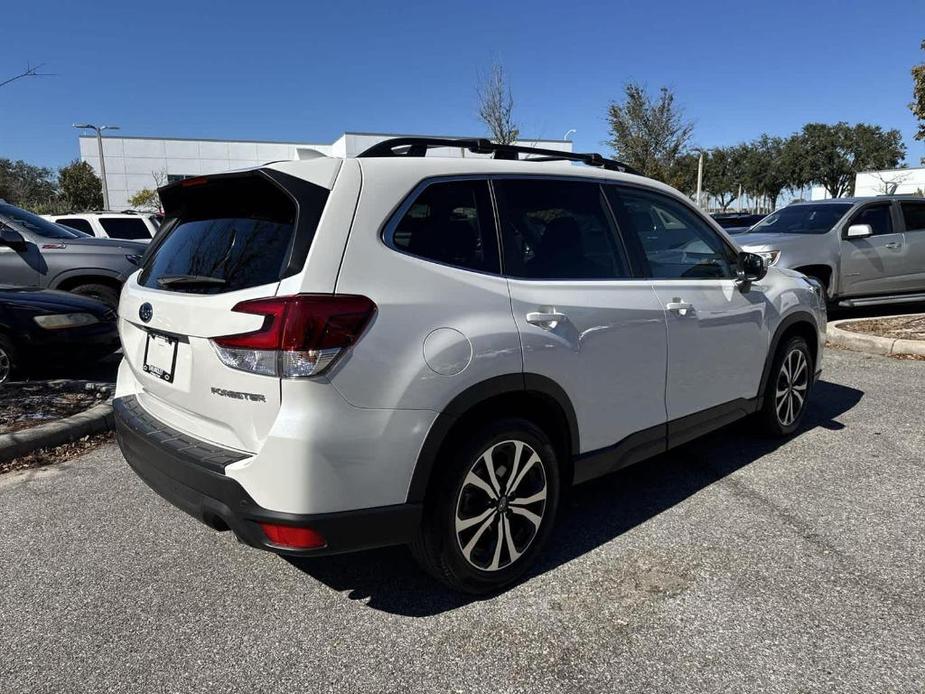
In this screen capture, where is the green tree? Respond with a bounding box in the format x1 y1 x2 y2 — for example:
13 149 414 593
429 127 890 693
666 152 700 198
58 160 103 211
606 83 694 183
704 145 749 211
0 158 57 207
789 122 905 198
741 135 794 211
128 188 161 211
911 40 925 161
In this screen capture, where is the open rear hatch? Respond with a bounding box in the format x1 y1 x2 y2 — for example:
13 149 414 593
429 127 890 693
119 168 333 452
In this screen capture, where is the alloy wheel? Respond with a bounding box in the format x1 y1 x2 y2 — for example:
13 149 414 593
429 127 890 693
775 347 808 427
0 346 10 383
454 439 548 572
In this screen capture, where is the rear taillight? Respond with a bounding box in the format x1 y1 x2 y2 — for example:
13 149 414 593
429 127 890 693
211 294 376 378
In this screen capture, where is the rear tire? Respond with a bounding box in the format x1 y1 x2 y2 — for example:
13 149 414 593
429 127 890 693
69 283 119 308
757 335 813 436
410 418 560 594
0 334 16 383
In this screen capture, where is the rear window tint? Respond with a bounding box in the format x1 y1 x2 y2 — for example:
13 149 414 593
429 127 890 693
901 202 925 232
55 218 94 235
390 179 499 273
139 174 328 294
100 217 150 239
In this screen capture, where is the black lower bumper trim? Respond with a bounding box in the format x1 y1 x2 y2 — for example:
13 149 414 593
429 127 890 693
113 396 421 557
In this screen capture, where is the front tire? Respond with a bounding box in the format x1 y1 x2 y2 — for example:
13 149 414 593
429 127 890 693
757 335 813 436
411 418 560 594
0 334 16 383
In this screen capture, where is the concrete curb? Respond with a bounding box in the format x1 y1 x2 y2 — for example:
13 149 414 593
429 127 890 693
0 382 115 464
827 314 925 357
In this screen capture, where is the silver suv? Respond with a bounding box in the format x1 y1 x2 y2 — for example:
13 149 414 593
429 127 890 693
739 197 925 307
113 137 826 593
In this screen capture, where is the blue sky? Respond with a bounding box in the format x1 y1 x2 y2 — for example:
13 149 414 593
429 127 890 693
2 0 924 169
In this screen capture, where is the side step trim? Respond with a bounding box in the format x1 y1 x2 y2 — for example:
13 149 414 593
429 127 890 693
838 293 925 308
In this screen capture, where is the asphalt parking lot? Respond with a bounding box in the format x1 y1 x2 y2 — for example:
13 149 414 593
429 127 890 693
1 347 923 693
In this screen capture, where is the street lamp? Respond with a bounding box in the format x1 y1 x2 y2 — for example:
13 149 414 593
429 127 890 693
73 123 120 210
695 149 705 209
563 128 576 141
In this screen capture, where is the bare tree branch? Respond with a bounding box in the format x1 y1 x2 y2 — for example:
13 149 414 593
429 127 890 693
0 63 53 90
476 62 519 145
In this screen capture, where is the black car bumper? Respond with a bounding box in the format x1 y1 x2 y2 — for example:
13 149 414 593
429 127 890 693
23 321 120 359
113 396 421 557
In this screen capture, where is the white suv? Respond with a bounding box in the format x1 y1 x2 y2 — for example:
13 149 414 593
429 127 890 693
44 211 159 241
113 138 826 593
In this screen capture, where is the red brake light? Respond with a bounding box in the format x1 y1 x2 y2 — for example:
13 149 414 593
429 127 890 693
259 522 326 549
211 294 376 378
181 177 208 187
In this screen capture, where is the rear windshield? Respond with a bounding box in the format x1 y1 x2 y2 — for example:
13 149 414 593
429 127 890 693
749 203 851 235
139 174 328 294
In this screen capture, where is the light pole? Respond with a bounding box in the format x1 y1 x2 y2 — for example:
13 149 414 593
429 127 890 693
695 150 705 209
563 128 576 141
73 123 120 210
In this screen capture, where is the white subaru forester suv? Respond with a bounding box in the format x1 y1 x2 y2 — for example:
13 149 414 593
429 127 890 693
114 137 826 594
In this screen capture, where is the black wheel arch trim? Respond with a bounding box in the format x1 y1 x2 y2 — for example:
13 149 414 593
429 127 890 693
405 373 579 504
757 310 820 402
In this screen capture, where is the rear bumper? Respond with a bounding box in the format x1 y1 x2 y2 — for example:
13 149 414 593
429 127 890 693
113 395 421 556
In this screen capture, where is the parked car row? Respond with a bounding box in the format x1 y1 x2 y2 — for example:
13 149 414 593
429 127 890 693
0 201 147 379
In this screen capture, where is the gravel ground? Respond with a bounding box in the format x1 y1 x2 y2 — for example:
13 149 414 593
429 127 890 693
1 348 923 693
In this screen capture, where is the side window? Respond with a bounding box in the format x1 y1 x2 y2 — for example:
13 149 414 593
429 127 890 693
389 179 499 273
99 217 151 240
900 202 925 232
849 204 893 236
494 179 628 280
55 218 94 235
609 187 737 279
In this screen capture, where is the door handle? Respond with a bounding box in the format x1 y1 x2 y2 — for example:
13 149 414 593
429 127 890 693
526 310 567 330
884 242 901 250
666 299 694 317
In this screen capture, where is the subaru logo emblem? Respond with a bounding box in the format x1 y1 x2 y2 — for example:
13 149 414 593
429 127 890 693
139 302 153 323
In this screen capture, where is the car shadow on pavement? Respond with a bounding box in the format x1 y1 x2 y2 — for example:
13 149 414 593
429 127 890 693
285 379 863 617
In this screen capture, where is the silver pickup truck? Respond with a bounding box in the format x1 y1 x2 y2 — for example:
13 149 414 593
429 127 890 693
0 201 145 307
739 196 925 307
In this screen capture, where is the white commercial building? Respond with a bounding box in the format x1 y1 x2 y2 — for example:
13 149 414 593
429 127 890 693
78 132 573 210
810 166 925 200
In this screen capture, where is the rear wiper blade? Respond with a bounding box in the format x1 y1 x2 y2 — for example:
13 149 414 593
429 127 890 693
156 275 226 287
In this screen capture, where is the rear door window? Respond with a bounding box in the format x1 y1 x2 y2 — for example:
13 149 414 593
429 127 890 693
99 217 150 240
900 201 925 232
389 179 499 273
55 218 94 235
494 179 628 280
140 174 328 294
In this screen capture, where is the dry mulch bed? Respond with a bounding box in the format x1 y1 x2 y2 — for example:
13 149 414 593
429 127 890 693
0 431 114 475
839 315 925 340
0 381 114 474
0 382 108 435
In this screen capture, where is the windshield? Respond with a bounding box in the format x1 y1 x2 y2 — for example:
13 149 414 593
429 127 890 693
0 203 84 239
749 203 852 235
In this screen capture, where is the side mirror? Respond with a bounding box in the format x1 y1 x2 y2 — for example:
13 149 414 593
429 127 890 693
846 223 873 239
0 226 26 250
737 251 767 285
